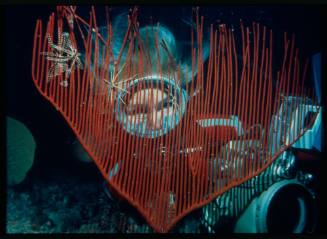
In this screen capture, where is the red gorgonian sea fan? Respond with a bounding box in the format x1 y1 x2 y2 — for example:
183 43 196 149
31 6 319 232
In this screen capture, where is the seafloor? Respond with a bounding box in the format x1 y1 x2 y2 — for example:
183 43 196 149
6 160 203 233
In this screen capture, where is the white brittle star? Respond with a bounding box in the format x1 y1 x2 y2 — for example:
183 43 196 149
103 62 137 105
41 32 83 83
168 89 182 116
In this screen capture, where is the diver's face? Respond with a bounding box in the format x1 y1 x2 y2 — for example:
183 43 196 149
124 88 175 130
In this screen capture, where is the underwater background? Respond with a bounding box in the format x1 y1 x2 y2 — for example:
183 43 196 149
4 5 322 233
